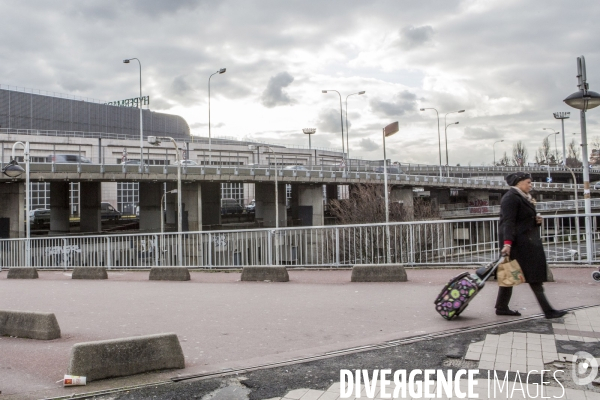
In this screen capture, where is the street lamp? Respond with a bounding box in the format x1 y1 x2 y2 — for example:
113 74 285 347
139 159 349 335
543 128 560 162
123 58 144 173
544 131 559 182
444 121 459 175
160 189 178 234
148 136 183 266
443 110 465 172
302 128 316 168
563 55 600 262
345 91 365 162
493 140 504 165
420 108 442 177
208 68 226 166
322 90 345 160
553 112 571 164
383 121 399 265
2 141 30 265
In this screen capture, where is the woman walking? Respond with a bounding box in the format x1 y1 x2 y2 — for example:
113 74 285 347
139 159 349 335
496 172 567 319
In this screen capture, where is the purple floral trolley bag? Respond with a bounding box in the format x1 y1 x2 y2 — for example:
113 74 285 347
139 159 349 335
434 257 503 320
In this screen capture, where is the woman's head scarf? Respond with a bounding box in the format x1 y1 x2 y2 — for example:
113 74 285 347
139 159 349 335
505 172 531 186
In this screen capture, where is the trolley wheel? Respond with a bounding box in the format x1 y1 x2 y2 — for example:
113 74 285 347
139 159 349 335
593 271 600 282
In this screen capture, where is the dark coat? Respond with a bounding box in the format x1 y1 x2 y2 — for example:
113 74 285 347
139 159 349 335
498 188 547 283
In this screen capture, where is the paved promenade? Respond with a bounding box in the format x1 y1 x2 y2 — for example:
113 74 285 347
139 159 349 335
0 267 598 399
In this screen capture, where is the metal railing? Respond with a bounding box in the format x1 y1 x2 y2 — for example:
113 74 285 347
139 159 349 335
1 213 597 269
440 199 600 218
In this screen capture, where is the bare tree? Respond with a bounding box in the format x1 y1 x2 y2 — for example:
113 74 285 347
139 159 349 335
535 137 557 165
496 152 511 166
566 139 582 168
512 141 528 167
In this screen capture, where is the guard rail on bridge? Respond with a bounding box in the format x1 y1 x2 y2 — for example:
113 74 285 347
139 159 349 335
441 199 600 218
1 213 596 269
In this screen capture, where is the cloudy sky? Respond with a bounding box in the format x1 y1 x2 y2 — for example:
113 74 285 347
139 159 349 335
2 0 599 166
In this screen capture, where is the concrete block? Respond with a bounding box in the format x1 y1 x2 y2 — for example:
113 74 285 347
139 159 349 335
547 266 554 282
241 266 289 282
351 265 408 282
67 333 185 381
7 268 38 279
0 310 61 340
72 267 108 280
149 267 190 281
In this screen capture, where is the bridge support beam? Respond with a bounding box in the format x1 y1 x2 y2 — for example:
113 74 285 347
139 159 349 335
201 182 221 228
298 184 324 226
255 182 286 228
182 182 202 232
165 182 177 225
139 182 162 232
0 182 24 238
80 182 101 233
50 182 70 234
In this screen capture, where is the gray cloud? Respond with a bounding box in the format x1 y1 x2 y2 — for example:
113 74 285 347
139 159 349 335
462 126 499 141
398 25 434 50
260 72 295 108
358 138 379 152
370 91 418 117
316 108 344 133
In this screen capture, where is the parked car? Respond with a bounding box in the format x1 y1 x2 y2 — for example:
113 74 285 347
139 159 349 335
122 159 148 166
101 202 121 221
284 165 308 171
172 160 199 166
221 198 244 215
48 154 92 163
29 208 50 225
246 199 255 214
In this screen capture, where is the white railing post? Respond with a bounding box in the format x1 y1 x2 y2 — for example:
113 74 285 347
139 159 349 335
107 237 112 269
268 230 273 266
335 227 340 266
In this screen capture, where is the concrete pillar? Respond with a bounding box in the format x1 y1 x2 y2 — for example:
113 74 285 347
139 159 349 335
289 184 299 223
165 182 177 225
429 189 450 211
325 184 337 203
101 182 118 211
0 183 24 238
390 187 414 221
255 182 287 228
50 182 70 234
298 185 324 226
139 182 162 232
80 182 101 233
182 182 202 232
201 182 221 227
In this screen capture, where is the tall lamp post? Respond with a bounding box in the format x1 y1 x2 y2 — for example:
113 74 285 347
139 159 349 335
302 128 316 168
345 91 365 163
148 136 183 267
544 131 559 182
493 140 504 165
543 128 560 162
383 121 399 264
444 121 459 176
123 58 144 173
563 55 600 262
2 141 30 266
208 68 226 166
444 110 465 173
553 112 571 165
322 90 345 160
420 108 442 177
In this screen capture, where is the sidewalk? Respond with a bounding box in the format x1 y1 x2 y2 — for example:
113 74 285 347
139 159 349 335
0 267 598 399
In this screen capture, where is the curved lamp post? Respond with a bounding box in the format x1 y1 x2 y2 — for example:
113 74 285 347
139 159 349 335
420 108 442 178
123 58 144 173
493 140 504 165
2 141 30 265
563 55 600 262
208 68 226 165
444 121 459 176
543 128 560 162
383 121 399 264
148 136 183 266
443 110 465 172
322 90 345 160
345 91 365 162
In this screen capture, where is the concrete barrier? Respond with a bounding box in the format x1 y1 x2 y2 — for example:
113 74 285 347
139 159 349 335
241 266 289 282
351 265 408 282
72 267 108 280
7 268 38 279
149 267 190 281
67 333 185 381
0 310 61 340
